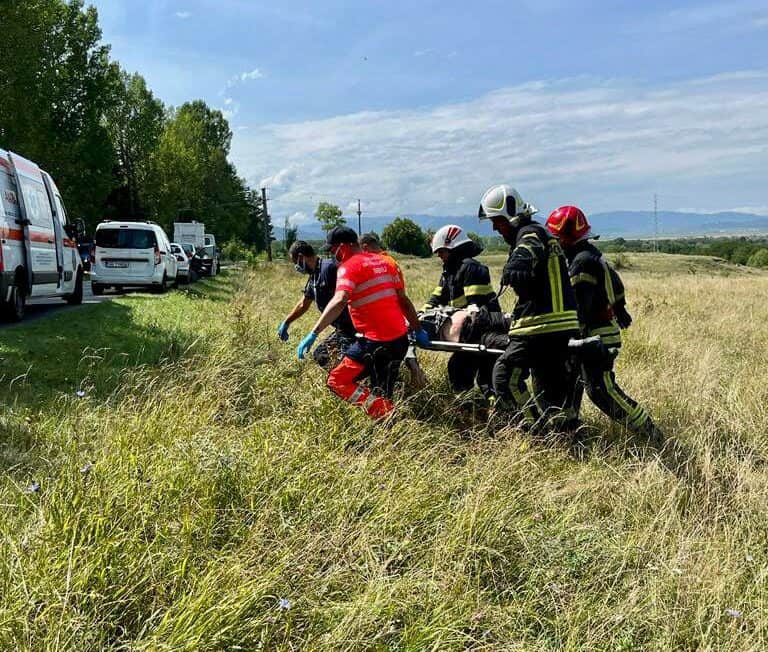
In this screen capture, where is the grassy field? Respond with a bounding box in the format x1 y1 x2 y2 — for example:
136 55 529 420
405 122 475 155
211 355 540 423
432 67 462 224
2 254 768 650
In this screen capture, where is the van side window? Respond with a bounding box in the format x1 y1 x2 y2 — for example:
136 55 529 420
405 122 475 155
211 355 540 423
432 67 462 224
54 194 68 226
19 176 54 229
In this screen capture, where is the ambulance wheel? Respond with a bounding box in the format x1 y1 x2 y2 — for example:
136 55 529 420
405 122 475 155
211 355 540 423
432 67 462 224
3 283 26 322
66 269 84 305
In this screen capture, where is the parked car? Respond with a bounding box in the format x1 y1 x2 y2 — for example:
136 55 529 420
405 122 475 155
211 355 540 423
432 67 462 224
78 242 92 272
90 221 177 295
191 244 220 277
170 242 192 283
0 148 85 320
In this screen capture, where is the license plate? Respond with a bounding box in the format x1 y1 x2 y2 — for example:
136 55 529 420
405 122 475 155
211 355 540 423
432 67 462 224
105 261 128 268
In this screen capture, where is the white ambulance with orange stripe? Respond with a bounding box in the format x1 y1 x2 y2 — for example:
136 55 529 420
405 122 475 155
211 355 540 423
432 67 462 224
0 149 85 320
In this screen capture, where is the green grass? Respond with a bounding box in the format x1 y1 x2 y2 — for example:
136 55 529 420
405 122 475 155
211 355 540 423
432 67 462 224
2 256 768 650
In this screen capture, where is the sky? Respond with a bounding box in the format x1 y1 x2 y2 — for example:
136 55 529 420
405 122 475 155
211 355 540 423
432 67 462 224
90 0 768 225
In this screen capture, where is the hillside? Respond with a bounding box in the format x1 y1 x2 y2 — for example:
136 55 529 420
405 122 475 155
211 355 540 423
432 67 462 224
2 256 768 649
290 211 768 241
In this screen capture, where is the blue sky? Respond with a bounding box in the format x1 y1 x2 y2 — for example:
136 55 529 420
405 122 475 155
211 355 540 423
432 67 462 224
91 0 768 224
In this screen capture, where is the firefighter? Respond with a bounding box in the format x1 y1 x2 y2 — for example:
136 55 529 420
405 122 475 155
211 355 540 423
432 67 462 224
478 185 580 430
545 205 664 443
277 241 357 370
423 225 500 395
297 226 430 419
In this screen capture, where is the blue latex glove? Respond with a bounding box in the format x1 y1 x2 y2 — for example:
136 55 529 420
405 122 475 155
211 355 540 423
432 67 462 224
414 328 431 348
277 321 290 341
297 332 318 359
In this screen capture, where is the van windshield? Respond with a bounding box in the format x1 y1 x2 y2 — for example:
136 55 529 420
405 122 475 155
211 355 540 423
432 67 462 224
96 228 156 249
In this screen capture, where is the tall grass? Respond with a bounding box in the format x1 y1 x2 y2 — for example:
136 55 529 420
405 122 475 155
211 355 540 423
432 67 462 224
1 255 768 650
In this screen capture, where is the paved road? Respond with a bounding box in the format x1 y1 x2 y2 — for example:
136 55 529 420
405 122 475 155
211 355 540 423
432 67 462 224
0 277 113 328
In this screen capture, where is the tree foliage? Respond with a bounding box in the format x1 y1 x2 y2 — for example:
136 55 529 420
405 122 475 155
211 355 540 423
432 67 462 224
0 0 271 250
315 202 346 232
382 217 430 257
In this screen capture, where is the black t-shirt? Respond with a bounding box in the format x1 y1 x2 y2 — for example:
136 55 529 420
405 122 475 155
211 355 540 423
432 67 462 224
304 258 356 335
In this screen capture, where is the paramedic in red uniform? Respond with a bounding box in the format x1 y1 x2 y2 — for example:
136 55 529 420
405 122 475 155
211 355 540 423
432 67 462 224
297 226 430 419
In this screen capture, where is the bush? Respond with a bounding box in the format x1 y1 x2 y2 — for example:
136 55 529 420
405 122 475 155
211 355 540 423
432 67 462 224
382 217 430 257
747 248 768 268
220 238 254 262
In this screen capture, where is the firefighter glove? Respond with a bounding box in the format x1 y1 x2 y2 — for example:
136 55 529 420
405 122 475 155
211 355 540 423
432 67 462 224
277 321 290 341
615 306 633 329
297 331 318 359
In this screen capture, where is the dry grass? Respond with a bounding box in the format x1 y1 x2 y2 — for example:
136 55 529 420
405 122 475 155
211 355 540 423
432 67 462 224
1 254 768 650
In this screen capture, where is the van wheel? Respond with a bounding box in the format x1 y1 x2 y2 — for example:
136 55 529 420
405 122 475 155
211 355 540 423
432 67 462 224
66 269 84 305
92 283 105 296
3 284 26 322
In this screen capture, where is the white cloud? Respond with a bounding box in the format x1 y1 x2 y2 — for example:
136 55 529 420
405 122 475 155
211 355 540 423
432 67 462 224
175 11 191 19
239 68 263 82
230 71 768 220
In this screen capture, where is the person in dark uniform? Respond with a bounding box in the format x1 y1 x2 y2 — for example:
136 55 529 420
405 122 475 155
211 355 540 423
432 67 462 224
546 205 664 443
478 185 580 430
277 241 356 369
423 224 500 396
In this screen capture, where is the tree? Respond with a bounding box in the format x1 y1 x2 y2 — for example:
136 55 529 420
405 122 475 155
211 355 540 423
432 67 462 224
0 0 119 228
315 202 346 231
381 217 430 257
283 216 298 254
103 71 165 218
747 249 768 268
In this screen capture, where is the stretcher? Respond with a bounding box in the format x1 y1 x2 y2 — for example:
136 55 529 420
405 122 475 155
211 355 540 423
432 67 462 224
419 335 606 358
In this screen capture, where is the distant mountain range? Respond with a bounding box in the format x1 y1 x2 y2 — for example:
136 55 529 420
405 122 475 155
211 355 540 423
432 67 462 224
278 210 768 242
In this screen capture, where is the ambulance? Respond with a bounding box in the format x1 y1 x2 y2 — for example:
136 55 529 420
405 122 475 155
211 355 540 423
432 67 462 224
0 149 85 320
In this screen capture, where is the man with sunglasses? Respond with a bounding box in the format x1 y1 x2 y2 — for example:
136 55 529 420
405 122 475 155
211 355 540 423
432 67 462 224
277 240 356 369
297 226 430 419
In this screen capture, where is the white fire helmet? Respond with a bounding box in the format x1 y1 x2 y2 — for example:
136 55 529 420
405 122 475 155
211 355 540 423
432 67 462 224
431 224 472 253
478 185 538 225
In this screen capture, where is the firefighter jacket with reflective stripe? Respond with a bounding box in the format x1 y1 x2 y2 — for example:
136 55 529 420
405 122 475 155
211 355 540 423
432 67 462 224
566 240 626 347
501 222 579 337
423 257 500 312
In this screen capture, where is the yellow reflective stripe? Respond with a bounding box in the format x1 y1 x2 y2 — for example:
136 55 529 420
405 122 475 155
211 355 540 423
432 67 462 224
450 295 468 308
570 273 597 285
600 335 622 346
420 303 433 312
463 284 494 296
589 323 620 336
600 259 616 305
548 243 564 313
517 243 537 255
522 233 539 240
509 368 536 424
508 320 580 337
602 372 648 429
510 310 579 329
431 286 443 297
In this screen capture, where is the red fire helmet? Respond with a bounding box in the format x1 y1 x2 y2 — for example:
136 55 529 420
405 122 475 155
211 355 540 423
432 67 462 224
545 205 594 246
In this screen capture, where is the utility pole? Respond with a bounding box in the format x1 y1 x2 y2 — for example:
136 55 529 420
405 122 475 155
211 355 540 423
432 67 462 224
357 198 362 235
654 193 659 253
261 187 273 262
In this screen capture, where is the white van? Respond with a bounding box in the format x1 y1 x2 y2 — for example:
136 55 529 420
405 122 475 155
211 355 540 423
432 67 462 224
204 233 216 248
0 149 85 320
90 221 178 295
